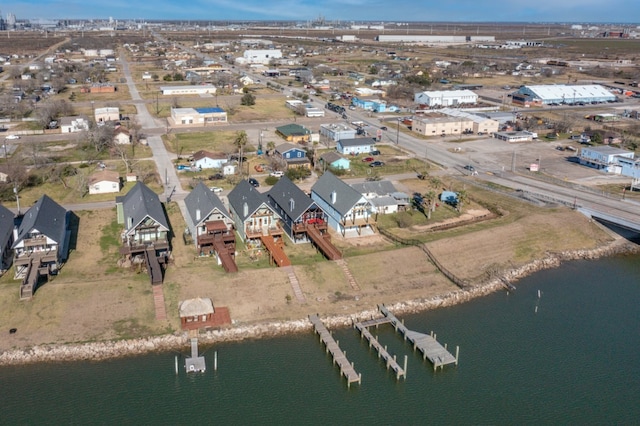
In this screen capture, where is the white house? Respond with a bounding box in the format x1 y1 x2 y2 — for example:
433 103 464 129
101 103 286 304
239 75 254 85
59 116 89 133
336 138 375 155
414 90 478 107
192 150 228 170
88 170 120 195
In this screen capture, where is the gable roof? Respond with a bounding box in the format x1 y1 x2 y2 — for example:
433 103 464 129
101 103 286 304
88 170 119 185
192 150 227 161
227 179 273 222
267 176 315 221
0 204 14 248
311 171 366 216
320 151 347 164
275 142 302 155
350 180 398 196
338 137 374 147
13 195 67 247
121 182 169 232
184 182 230 227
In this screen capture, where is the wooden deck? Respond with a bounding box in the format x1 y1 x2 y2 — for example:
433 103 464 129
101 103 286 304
306 224 342 261
309 314 361 388
379 304 459 371
213 239 238 273
260 235 290 267
145 247 163 285
354 321 406 380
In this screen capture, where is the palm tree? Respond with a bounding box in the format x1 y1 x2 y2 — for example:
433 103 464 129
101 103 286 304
456 189 468 213
425 190 437 219
234 130 248 176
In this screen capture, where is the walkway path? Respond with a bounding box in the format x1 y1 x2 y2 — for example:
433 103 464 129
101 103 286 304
152 285 167 321
282 265 305 302
335 259 360 292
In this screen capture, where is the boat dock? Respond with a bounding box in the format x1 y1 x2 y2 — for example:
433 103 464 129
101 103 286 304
309 314 361 388
185 337 206 373
379 304 459 371
354 320 406 380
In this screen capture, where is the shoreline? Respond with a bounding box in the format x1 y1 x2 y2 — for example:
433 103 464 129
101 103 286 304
1 239 637 367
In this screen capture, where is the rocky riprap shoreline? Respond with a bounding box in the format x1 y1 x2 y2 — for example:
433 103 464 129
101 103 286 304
1 240 637 366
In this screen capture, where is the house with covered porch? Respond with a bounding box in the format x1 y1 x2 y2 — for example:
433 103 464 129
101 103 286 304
116 182 170 284
311 171 376 237
184 182 237 272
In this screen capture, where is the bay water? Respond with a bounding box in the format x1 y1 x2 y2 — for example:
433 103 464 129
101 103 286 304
1 255 639 425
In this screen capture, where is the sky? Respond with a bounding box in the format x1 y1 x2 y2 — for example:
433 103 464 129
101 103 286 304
3 0 640 24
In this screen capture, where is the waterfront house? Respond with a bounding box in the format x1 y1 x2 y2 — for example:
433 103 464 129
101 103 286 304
0 204 14 274
116 182 170 284
179 297 215 330
12 195 71 298
311 171 376 237
227 179 284 244
184 182 237 272
351 180 410 214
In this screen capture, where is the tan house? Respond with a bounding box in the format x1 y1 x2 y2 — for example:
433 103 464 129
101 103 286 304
94 107 120 124
113 128 131 145
412 113 475 137
88 170 120 195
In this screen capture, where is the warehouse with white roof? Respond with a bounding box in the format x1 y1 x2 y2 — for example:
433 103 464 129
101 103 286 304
414 90 478 107
517 84 616 105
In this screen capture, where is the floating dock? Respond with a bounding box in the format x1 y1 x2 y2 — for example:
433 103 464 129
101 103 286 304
354 320 406 380
379 304 459 371
309 314 361 388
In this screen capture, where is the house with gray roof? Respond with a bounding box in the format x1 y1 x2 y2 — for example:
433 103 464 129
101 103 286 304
227 179 283 243
117 182 170 267
311 171 376 236
12 195 70 281
267 176 327 243
0 204 14 273
275 143 312 169
184 182 237 271
350 180 410 214
319 151 350 170
336 137 375 155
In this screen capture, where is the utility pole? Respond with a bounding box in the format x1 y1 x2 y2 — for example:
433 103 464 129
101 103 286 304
396 118 400 145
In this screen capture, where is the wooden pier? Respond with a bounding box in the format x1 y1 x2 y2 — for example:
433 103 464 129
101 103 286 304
309 314 361 388
354 320 406 380
379 305 459 371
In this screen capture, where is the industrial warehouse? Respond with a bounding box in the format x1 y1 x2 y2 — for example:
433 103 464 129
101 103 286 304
513 84 617 106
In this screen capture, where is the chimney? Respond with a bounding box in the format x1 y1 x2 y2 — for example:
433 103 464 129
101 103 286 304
243 202 248 218
289 198 295 211
331 190 337 204
196 209 201 221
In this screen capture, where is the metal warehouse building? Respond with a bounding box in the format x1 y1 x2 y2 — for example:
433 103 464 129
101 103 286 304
517 84 616 105
414 90 478 107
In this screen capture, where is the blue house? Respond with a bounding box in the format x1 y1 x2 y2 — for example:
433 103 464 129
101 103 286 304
351 97 387 112
275 143 311 169
319 151 350 170
336 138 374 155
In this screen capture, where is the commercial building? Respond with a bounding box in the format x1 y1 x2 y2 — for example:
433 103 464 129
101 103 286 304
516 84 616 105
320 123 357 143
238 49 283 65
94 107 119 123
414 90 478 107
160 85 217 96
578 146 634 174
412 113 474 137
170 107 227 126
493 131 535 142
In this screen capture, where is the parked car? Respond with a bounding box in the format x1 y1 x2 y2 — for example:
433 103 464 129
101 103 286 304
380 126 388 131
210 186 223 194
369 161 385 167
370 150 381 156
208 173 224 180
4 134 19 140
362 157 374 163
463 165 475 172
248 177 260 187
269 170 284 178
176 164 190 170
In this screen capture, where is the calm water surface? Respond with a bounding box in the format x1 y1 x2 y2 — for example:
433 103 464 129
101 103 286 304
1 255 639 425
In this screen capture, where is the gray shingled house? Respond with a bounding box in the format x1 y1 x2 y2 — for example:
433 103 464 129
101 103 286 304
0 204 14 274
